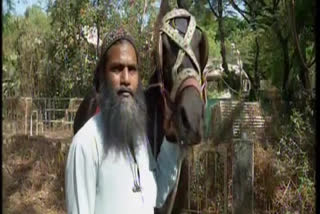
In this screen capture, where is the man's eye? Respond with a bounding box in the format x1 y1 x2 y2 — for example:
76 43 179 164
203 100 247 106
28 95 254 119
129 66 137 73
112 66 122 72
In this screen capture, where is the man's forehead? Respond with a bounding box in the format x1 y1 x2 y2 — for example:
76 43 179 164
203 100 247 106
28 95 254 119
107 42 138 64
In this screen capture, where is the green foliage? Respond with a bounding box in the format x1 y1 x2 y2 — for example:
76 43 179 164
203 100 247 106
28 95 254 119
39 0 159 96
2 6 51 96
273 105 315 212
202 22 220 58
190 0 220 58
2 0 315 98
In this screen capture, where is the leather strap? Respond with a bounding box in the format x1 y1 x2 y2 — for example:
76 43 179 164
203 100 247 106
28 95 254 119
159 9 207 105
155 8 208 115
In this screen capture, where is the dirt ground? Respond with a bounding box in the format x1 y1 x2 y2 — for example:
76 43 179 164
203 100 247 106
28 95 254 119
3 133 72 214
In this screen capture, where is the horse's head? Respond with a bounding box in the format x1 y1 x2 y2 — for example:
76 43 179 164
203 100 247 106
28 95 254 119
155 8 209 145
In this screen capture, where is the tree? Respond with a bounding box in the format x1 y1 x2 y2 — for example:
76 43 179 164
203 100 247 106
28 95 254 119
229 0 315 103
3 5 51 97
3 0 15 15
208 0 230 75
44 0 160 97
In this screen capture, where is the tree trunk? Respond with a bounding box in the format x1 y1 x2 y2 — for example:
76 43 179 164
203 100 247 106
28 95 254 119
274 22 290 94
96 0 100 57
140 0 148 32
298 35 311 90
288 0 311 91
281 38 290 93
254 37 260 90
218 0 229 75
280 37 293 111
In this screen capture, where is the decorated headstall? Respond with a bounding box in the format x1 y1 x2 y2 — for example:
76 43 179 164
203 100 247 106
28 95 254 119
157 8 208 106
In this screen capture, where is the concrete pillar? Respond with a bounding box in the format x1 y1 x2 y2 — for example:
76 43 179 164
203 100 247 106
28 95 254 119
232 132 254 214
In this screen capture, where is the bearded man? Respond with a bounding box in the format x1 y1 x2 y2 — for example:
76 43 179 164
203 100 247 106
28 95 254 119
65 28 183 214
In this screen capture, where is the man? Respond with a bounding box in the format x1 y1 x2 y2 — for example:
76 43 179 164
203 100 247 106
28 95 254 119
65 28 183 214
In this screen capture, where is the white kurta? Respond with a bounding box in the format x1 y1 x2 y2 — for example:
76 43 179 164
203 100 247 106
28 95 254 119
65 112 182 214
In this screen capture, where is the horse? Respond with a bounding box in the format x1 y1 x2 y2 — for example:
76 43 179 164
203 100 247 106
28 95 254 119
146 2 209 213
73 87 98 134
73 1 209 213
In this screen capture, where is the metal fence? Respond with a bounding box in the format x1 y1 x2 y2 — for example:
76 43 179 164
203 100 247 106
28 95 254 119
2 97 83 137
178 142 230 214
180 100 268 214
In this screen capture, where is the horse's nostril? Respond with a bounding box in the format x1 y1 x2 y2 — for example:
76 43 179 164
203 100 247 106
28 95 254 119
180 107 191 130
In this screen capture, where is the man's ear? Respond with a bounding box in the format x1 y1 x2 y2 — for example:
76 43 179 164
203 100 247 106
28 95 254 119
199 30 209 71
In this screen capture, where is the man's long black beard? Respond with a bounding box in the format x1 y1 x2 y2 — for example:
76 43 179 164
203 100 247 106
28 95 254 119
98 79 147 157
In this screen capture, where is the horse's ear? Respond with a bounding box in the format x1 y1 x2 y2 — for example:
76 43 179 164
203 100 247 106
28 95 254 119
177 0 192 10
199 30 209 72
153 0 170 57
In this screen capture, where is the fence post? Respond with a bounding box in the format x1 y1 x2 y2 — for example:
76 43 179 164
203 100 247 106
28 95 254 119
205 152 208 210
25 97 32 135
223 145 228 214
44 98 47 132
232 132 254 214
188 158 191 210
25 98 28 135
35 110 38 135
30 110 38 136
30 111 33 136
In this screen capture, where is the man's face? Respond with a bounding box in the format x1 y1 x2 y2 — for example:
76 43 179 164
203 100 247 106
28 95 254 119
99 40 146 154
105 40 139 100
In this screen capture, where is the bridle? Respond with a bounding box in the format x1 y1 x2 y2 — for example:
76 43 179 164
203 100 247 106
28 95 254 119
148 8 208 114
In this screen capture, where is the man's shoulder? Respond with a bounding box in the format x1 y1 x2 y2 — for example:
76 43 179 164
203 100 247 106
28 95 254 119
71 113 102 148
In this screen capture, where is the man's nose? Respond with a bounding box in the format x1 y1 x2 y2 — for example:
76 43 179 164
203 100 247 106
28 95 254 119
120 67 130 86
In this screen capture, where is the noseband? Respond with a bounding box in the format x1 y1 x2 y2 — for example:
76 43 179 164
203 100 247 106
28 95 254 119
149 9 208 110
